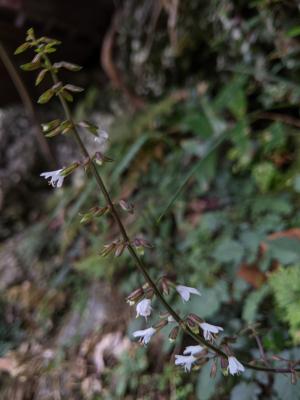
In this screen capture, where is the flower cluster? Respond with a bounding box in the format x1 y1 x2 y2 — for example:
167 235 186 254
127 281 245 376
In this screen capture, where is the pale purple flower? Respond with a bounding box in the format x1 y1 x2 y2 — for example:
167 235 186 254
176 285 201 302
175 354 197 372
228 356 245 375
136 299 152 319
133 327 156 345
183 345 204 356
94 129 109 147
199 322 223 341
40 169 64 188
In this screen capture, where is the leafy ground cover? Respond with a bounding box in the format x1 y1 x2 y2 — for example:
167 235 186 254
1 0 300 398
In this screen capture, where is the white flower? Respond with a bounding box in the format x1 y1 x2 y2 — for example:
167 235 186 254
94 129 109 147
227 356 245 375
133 327 156 345
40 169 64 188
167 315 175 323
136 299 152 319
183 345 204 356
199 322 223 341
175 354 197 372
176 285 201 302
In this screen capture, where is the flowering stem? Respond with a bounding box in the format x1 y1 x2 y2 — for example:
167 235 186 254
42 54 300 375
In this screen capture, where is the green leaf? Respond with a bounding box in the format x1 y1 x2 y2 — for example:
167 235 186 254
267 237 300 265
252 162 276 192
273 373 300 399
214 75 248 119
213 239 244 264
287 26 300 37
230 382 261 400
269 265 300 342
14 42 31 55
20 62 40 71
38 88 55 104
242 284 271 323
188 281 229 318
157 130 228 221
196 362 222 400
78 120 98 135
41 119 61 133
111 134 149 182
35 69 48 86
61 90 73 102
180 111 213 139
26 27 35 41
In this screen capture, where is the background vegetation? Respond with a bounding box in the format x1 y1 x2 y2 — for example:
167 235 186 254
1 0 300 398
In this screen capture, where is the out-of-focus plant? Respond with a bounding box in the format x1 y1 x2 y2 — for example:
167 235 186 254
15 28 300 381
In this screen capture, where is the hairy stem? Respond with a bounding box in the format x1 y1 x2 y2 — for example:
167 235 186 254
42 54 299 374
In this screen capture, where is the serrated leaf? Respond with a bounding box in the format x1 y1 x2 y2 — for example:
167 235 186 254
35 69 48 86
14 42 31 55
38 88 55 104
64 84 84 93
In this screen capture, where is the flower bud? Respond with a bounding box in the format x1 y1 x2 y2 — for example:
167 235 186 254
161 276 171 295
169 326 179 342
126 287 144 306
144 287 154 299
119 199 134 214
220 357 228 371
60 162 80 177
187 313 203 324
153 319 168 330
210 360 217 378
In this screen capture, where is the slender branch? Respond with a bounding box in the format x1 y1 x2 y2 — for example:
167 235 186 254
41 55 300 374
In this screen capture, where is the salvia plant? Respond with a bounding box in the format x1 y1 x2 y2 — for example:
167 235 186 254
15 28 300 381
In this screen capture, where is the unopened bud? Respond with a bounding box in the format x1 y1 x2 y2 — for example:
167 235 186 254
153 319 168 330
161 276 171 295
115 242 127 257
144 287 154 299
119 199 134 214
187 313 203 324
210 360 217 378
61 162 80 176
126 287 144 306
220 357 228 371
169 326 179 342
94 152 114 165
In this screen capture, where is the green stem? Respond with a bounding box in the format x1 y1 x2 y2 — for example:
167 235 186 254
42 54 299 374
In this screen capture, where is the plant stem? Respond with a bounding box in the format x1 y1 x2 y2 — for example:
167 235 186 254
42 54 299 374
